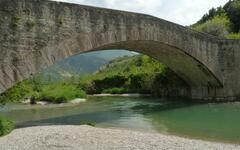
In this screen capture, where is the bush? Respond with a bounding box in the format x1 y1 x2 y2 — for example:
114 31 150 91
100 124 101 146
0 79 41 103
128 73 152 93
193 14 231 37
93 75 127 90
0 78 87 104
224 0 240 32
38 84 87 103
0 117 15 137
102 88 128 94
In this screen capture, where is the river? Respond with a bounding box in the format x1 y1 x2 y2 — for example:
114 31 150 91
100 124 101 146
1 96 240 144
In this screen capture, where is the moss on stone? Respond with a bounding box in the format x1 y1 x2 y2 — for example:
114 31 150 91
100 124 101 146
10 16 21 29
26 19 36 30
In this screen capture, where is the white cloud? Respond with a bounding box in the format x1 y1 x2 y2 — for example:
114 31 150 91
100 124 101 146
52 0 229 25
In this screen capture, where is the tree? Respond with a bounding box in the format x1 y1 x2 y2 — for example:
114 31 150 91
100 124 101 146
224 0 240 32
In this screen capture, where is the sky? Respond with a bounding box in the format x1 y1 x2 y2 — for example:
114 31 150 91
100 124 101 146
53 0 229 25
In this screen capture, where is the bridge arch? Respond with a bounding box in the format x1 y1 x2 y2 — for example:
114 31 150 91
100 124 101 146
1 0 240 100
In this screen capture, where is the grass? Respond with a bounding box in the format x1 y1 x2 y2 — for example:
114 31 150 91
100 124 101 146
0 117 15 137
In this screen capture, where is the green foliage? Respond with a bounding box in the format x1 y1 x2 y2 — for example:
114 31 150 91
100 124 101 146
192 0 240 39
193 14 231 37
10 16 21 29
79 55 188 96
26 19 36 30
0 75 45 103
102 88 129 94
92 75 127 93
38 83 86 103
226 33 240 39
0 79 86 104
0 117 15 137
224 0 240 32
195 7 226 25
0 80 35 103
128 73 152 94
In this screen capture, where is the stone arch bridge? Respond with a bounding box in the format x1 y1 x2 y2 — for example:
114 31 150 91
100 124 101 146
0 0 240 101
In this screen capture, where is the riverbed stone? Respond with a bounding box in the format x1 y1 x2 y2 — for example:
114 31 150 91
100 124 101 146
0 125 239 150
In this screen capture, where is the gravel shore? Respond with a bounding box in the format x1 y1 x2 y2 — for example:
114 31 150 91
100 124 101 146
0 125 239 150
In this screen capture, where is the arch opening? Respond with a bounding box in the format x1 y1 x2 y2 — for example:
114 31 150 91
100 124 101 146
36 49 191 98
0 40 223 100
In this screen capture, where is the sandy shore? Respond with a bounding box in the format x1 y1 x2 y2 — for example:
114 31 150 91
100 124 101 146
0 126 239 150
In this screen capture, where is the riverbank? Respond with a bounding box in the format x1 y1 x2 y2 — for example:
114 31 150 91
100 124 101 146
20 94 149 105
91 93 151 97
21 98 86 105
0 125 239 150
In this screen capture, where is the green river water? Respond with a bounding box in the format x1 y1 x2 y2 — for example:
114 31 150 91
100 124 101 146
1 96 240 144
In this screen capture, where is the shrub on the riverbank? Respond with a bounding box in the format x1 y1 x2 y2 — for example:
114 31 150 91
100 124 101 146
37 83 87 103
0 78 87 104
0 117 15 137
0 80 34 103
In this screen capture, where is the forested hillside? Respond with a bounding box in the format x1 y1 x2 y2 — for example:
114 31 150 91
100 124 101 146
192 0 240 39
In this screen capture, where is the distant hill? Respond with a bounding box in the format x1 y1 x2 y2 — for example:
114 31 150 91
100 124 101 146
37 50 137 81
191 0 240 39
